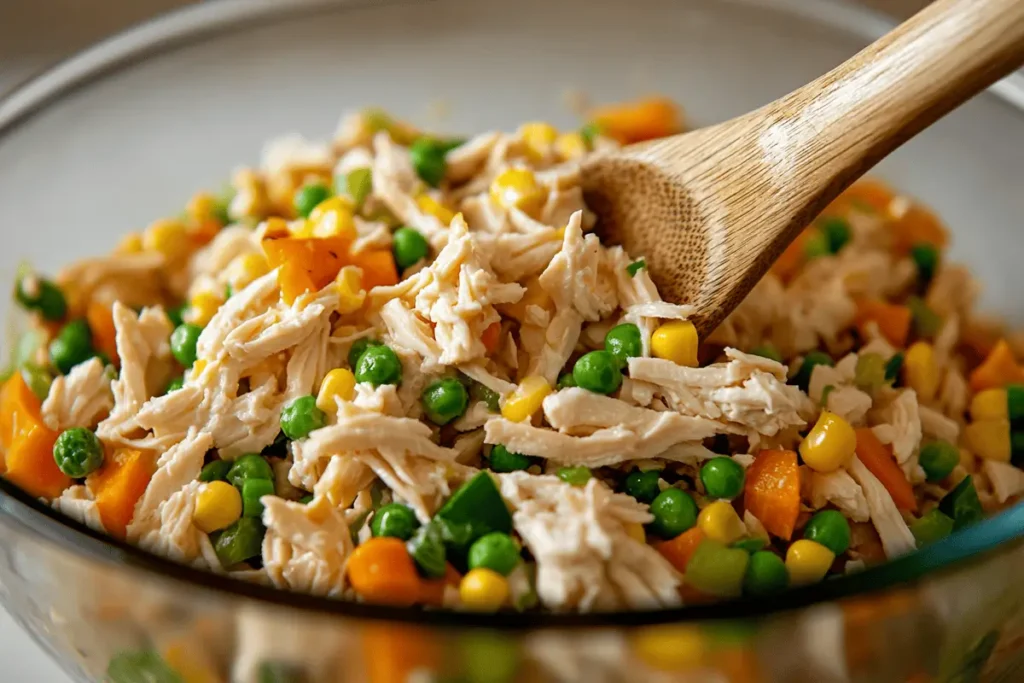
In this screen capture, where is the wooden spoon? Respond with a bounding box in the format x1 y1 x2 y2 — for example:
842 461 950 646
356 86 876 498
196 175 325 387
582 0 1024 337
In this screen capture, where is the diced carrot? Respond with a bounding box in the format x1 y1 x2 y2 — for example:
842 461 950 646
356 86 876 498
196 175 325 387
854 428 917 512
969 339 1024 392
743 449 801 541
418 563 461 607
346 537 421 606
262 234 351 290
770 228 813 282
0 372 68 497
350 249 399 289
86 301 119 365
277 260 319 305
824 178 896 218
362 623 439 683
854 298 912 348
588 96 683 145
655 527 706 573
87 448 156 538
481 321 502 354
890 204 949 255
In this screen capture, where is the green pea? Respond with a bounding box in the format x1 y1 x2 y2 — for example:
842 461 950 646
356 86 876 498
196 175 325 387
572 350 622 395
338 168 373 207
700 457 746 500
421 377 469 425
392 226 430 271
623 469 661 504
166 304 186 329
557 466 591 486
242 478 275 518
743 551 789 596
470 381 501 413
15 274 67 321
106 650 181 683
939 475 984 530
750 344 783 363
854 352 888 392
819 217 851 253
685 539 750 598
468 531 520 576
164 376 185 394
911 508 954 547
626 259 647 277
409 138 448 187
293 182 332 219
803 509 851 555
407 521 447 578
227 454 275 488
556 372 577 389
804 231 831 260
604 323 642 368
1007 384 1024 423
884 352 904 383
371 503 420 541
49 320 94 374
910 243 939 285
488 444 532 473
791 351 834 392
52 427 104 478
213 517 265 567
347 337 381 369
280 395 327 440
355 344 402 386
648 488 699 539
199 459 232 483
170 323 202 368
20 364 53 401
919 440 959 482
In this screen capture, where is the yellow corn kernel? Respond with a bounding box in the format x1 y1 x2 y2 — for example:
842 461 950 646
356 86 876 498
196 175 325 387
500 375 552 423
970 388 1008 421
904 341 939 402
417 194 456 225
143 219 191 261
186 191 217 223
697 500 746 545
317 368 357 413
554 132 588 161
786 539 835 586
632 625 705 672
190 359 209 378
309 196 357 239
188 291 222 327
519 122 558 162
116 232 144 254
651 320 699 367
489 168 546 215
800 410 857 473
288 218 315 238
227 252 270 291
625 522 647 544
460 568 509 611
193 481 242 534
965 419 1011 462
335 265 367 315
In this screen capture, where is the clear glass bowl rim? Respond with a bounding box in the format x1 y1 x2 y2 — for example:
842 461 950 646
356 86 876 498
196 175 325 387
1 0 1023 630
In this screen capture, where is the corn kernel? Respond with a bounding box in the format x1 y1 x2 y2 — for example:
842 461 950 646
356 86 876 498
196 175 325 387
632 625 705 672
417 194 456 225
519 122 558 162
489 168 546 215
904 341 939 402
697 500 746 544
227 253 270 291
188 291 222 327
317 368 357 413
500 375 552 423
288 218 315 238
335 266 367 315
651 320 699 367
186 191 217 223
970 388 1008 421
143 219 191 261
116 232 144 254
800 410 856 473
193 481 242 534
460 568 509 611
786 539 835 586
625 522 647 544
190 359 209 378
965 419 1011 462
309 196 356 239
555 132 588 161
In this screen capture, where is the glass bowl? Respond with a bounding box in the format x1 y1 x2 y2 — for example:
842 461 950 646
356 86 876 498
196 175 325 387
1 1 1023 681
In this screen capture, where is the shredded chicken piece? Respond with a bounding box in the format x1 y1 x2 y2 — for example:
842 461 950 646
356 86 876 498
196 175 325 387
805 469 871 522
57 251 167 309
42 357 113 431
982 460 1024 504
870 389 924 483
52 485 105 533
498 472 680 611
847 457 916 558
919 404 960 444
261 496 352 598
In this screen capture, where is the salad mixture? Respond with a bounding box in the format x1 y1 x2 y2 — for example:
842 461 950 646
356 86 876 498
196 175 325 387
4 97 1024 613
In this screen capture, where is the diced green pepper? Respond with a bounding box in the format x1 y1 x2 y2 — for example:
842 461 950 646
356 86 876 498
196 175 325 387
884 352 904 383
911 509 955 547
938 476 984 531
1007 384 1024 424
435 472 513 552
854 353 887 393
407 521 447 579
791 351 833 393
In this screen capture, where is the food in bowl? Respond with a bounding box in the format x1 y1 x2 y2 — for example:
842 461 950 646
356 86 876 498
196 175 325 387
4 97 1023 612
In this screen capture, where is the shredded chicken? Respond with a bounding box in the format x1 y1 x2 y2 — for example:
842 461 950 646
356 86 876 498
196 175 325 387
261 496 352 597
41 357 113 431
52 485 105 533
848 456 916 558
805 469 871 522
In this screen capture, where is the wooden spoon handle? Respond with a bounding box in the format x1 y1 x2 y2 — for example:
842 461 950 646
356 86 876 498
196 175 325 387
765 0 1024 215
